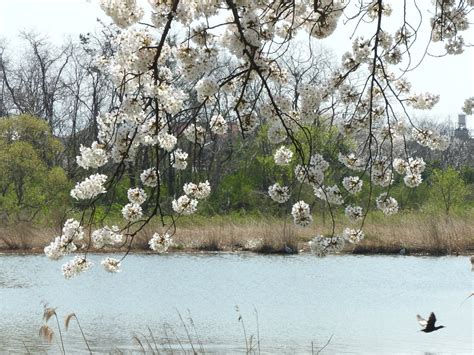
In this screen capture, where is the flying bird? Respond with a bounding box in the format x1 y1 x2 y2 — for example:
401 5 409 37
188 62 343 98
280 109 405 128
416 312 445 333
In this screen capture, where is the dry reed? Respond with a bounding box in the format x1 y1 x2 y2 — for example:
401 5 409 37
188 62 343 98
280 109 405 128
0 224 57 251
1 213 473 256
350 213 474 255
37 307 332 354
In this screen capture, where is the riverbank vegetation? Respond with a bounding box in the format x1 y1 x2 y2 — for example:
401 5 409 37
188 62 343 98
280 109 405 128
1 113 473 256
1 210 472 256
0 115 473 256
1 19 473 261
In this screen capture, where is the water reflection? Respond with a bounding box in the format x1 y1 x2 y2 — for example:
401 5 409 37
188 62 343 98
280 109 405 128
0 254 472 354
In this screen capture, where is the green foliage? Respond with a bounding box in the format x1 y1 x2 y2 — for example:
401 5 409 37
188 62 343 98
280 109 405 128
0 115 70 224
211 171 262 213
0 114 471 226
204 122 352 216
427 167 469 214
460 166 474 185
0 114 63 166
390 174 430 210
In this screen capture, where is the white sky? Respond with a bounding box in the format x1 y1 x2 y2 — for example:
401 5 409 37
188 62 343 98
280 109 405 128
0 0 473 129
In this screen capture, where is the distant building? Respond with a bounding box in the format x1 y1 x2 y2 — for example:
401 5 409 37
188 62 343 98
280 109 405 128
453 113 471 141
448 113 474 168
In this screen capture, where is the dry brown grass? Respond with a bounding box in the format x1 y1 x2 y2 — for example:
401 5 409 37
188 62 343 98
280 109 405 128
1 213 473 256
134 219 310 254
0 224 57 251
350 214 474 255
112 213 474 255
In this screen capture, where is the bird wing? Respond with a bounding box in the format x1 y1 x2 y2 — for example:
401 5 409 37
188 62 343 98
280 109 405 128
416 314 427 327
427 312 437 329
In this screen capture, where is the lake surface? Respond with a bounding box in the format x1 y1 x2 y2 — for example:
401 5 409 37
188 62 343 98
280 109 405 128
0 253 472 354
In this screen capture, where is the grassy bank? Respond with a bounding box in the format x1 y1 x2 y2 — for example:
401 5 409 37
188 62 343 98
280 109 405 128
1 211 473 256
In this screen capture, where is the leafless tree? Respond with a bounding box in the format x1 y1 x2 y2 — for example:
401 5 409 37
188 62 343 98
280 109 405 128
0 29 118 177
0 32 73 129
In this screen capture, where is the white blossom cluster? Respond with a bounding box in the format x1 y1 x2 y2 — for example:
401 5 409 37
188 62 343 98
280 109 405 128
412 128 449 151
127 188 147 205
172 195 198 215
44 219 84 260
392 158 409 175
338 153 365 172
184 124 206 145
273 146 293 166
196 78 219 102
101 257 121 273
122 203 143 221
407 93 440 110
171 179 211 215
92 225 123 248
314 185 344 205
342 228 365 244
44 236 77 260
210 115 228 135
140 168 159 187
309 235 345 257
462 97 474 115
393 157 426 188
122 187 147 222
268 183 290 203
403 173 423 188
342 176 363 194
183 181 211 200
63 219 84 241
304 0 344 39
445 36 464 55
291 201 312 227
295 153 329 185
70 174 107 200
62 256 93 279
122 188 147 222
158 133 178 152
100 0 143 28
371 156 393 187
118 29 157 71
376 193 399 215
76 141 108 170
345 205 364 223
173 149 188 170
149 233 173 253
430 1 469 50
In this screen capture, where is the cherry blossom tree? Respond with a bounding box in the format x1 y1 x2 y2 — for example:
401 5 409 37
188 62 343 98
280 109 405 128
44 0 473 277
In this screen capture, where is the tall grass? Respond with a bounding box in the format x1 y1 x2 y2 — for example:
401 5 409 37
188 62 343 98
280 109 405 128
138 218 303 254
36 307 332 354
350 212 474 255
0 224 56 251
1 211 473 255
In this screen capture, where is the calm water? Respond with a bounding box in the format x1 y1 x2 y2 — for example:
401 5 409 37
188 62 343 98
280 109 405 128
0 253 472 354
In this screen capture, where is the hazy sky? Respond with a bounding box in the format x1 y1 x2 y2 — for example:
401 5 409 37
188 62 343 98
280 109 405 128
1 0 473 129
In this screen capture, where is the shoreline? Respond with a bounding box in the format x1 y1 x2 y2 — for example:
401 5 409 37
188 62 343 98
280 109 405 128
1 213 473 257
1 244 472 257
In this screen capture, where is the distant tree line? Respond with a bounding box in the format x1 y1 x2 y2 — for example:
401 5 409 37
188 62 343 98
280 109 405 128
0 30 472 226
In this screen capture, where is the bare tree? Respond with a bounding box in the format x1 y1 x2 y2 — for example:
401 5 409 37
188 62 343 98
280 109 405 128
0 32 73 129
0 29 118 177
